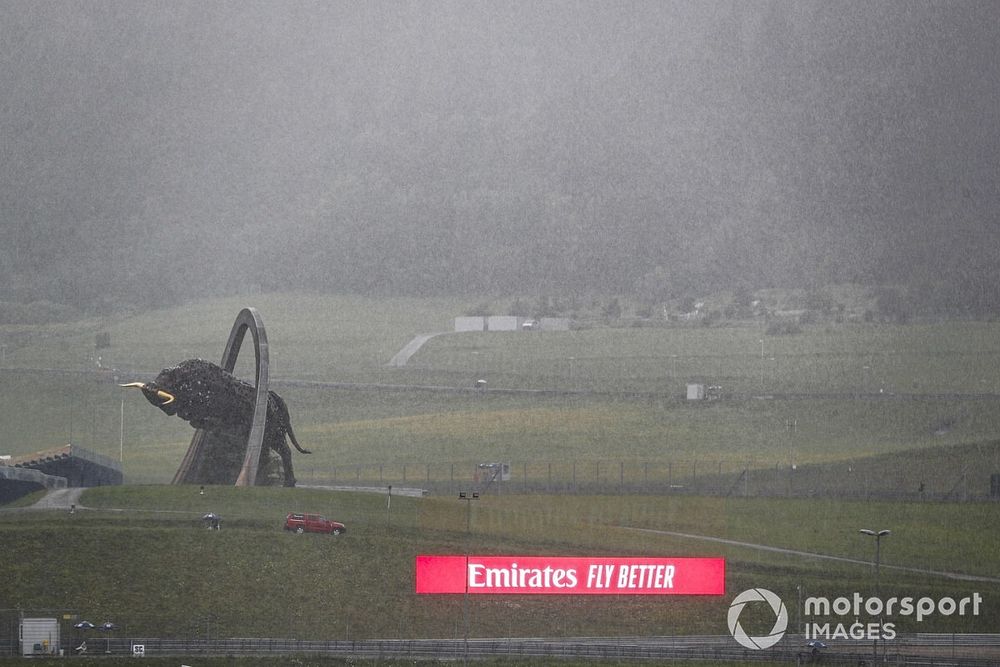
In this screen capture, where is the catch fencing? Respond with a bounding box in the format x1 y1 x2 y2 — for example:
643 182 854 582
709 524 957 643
301 457 1000 502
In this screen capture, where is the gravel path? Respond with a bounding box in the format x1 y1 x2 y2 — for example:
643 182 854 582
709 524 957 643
29 487 86 510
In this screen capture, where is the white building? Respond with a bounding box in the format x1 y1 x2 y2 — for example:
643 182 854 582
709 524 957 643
486 315 522 331
20 618 59 656
454 316 486 332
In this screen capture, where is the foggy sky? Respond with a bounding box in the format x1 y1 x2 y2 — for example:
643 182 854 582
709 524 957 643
2 1 999 309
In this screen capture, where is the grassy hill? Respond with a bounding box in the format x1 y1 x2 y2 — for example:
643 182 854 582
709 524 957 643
0 293 468 379
1 293 999 494
2 486 998 642
3 295 1000 653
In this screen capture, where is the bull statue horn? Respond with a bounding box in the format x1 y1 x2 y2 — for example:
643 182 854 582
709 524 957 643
120 382 176 405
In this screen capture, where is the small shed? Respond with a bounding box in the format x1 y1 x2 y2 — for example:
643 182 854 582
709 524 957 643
454 317 485 332
20 618 60 656
486 316 521 331
686 383 705 400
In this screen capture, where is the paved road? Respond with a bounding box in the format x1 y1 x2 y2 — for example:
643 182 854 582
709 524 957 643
386 332 447 367
299 484 427 497
627 526 1000 584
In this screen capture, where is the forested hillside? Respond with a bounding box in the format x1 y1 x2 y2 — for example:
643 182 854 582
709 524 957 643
2 2 998 314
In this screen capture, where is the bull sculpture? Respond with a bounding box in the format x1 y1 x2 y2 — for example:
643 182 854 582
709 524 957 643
122 358 310 487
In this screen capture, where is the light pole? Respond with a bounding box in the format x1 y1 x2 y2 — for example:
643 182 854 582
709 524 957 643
860 528 890 663
386 485 392 527
759 338 765 391
458 491 479 665
119 391 125 462
72 621 94 655
459 491 479 534
99 621 116 654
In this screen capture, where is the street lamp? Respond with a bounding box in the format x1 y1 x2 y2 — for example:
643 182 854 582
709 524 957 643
458 491 479 534
859 529 891 583
386 485 392 527
458 491 480 664
72 621 94 655
119 390 125 462
758 337 766 392
99 621 117 654
859 529 891 663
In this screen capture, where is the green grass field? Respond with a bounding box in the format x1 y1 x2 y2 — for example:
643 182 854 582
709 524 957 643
2 486 998 642
2 293 1000 494
2 293 1000 653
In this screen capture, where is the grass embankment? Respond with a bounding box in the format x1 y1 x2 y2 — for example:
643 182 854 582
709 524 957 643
3 368 998 494
2 486 997 641
2 293 1000 494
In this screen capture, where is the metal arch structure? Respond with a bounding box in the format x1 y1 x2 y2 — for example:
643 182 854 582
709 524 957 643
172 307 270 486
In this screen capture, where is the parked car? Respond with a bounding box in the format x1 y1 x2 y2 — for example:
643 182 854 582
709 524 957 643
284 512 346 535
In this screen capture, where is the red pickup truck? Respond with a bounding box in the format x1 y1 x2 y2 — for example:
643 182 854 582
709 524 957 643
284 512 346 535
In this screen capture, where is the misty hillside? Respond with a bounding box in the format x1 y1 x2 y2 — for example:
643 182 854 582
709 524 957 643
2 1 998 314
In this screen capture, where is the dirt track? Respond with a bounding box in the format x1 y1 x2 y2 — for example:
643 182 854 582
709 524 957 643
29 487 86 510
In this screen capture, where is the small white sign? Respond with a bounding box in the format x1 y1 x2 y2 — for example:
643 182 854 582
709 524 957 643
132 644 145 657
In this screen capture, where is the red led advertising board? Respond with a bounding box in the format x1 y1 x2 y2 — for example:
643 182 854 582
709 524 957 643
415 555 725 595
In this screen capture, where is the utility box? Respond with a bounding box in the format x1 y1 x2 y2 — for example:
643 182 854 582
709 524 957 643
20 617 60 656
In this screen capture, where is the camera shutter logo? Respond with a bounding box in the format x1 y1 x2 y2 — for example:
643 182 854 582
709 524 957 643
728 588 789 649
